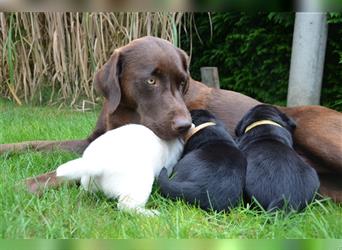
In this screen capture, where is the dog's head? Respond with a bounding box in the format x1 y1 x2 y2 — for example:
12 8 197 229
186 109 229 139
184 109 235 152
190 109 219 126
94 36 192 140
235 104 296 137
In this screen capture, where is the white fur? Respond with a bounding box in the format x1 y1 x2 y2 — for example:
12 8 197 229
56 124 183 216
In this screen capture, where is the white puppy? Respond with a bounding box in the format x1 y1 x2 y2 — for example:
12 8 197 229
56 124 183 216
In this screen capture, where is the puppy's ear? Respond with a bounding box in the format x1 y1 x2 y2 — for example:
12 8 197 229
280 112 297 130
235 119 245 137
235 107 256 137
286 116 297 130
94 50 122 114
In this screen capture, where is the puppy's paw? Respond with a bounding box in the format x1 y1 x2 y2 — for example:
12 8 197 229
139 209 160 217
117 198 160 217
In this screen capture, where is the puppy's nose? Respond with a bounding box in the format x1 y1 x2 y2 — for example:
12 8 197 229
172 118 192 134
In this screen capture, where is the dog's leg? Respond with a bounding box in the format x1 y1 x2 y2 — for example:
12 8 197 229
24 170 80 195
0 139 89 155
280 105 342 174
6 140 88 195
280 106 342 202
9 111 107 193
318 174 342 202
24 171 66 195
80 176 100 193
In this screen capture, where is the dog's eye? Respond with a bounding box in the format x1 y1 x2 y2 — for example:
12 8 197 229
180 81 186 86
146 78 156 85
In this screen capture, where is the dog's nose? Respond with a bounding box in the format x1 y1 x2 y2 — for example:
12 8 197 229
172 118 192 134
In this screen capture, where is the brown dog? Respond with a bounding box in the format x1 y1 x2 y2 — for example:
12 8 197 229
1 36 341 201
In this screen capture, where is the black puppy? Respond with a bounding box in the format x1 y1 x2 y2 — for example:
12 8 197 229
235 104 320 211
158 109 247 211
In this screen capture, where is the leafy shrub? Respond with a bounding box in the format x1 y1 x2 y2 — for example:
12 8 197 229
182 12 342 110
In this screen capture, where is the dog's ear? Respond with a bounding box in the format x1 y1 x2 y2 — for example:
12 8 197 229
177 48 190 94
177 48 190 71
280 113 297 130
235 119 245 137
94 50 122 114
235 107 255 137
288 117 297 130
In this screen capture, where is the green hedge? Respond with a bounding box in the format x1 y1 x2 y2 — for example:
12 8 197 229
182 12 342 110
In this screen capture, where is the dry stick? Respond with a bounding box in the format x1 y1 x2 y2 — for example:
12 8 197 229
7 84 22 105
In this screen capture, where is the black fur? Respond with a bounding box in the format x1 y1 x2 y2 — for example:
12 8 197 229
158 109 247 211
235 104 320 211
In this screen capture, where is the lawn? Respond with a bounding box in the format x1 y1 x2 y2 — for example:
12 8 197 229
1 98 341 239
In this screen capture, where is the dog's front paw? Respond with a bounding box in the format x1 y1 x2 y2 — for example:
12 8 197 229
23 171 60 196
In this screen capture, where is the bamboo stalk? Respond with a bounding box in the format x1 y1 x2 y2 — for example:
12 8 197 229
0 12 192 107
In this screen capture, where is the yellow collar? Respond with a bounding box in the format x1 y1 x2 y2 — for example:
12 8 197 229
244 120 283 133
184 122 216 143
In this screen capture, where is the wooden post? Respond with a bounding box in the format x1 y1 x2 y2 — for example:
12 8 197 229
200 67 220 89
287 12 328 106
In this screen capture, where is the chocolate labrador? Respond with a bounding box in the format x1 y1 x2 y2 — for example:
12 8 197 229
1 36 341 202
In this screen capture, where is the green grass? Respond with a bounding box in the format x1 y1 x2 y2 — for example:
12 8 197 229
1 98 341 239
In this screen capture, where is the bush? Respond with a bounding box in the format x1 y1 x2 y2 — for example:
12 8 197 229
182 12 342 110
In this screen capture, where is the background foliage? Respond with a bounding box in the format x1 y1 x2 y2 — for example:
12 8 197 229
0 12 341 110
182 12 342 110
0 12 185 107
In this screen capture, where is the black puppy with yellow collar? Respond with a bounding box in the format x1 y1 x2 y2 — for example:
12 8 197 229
235 104 320 211
158 109 247 211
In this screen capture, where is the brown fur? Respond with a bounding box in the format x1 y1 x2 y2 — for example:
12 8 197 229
2 36 341 201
